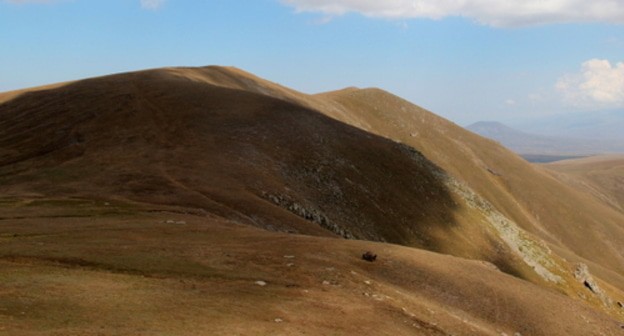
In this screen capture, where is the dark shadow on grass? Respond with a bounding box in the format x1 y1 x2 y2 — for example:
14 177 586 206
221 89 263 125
0 67 459 250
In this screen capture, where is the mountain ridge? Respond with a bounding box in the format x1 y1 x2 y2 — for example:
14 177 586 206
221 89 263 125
1 66 624 334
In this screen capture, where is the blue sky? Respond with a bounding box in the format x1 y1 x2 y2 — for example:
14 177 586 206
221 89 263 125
1 0 624 124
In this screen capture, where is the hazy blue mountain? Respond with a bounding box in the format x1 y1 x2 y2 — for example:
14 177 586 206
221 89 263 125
467 121 624 158
512 110 624 142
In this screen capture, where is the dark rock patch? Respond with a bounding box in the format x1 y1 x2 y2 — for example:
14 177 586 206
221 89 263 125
362 251 377 262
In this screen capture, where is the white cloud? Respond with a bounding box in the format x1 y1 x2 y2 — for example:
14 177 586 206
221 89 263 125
140 0 165 10
280 0 624 27
556 59 624 108
505 99 516 106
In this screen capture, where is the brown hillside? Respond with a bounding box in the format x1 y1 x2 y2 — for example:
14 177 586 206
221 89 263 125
0 68 460 243
544 155 624 212
315 88 624 285
167 66 624 312
1 66 624 333
157 67 624 286
1 201 622 335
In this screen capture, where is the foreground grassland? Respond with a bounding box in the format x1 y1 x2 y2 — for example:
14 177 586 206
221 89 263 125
0 198 622 336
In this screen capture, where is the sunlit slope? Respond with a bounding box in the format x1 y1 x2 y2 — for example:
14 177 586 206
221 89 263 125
545 155 624 212
0 200 622 336
316 88 624 280
177 66 624 309
163 67 624 281
1 66 624 320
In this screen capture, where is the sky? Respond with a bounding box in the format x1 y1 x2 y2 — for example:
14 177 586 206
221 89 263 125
1 0 624 125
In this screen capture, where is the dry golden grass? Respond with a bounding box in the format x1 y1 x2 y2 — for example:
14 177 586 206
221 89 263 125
1 66 624 334
0 200 622 336
544 155 624 212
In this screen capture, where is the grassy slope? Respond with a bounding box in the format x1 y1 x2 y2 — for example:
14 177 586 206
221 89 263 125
171 66 624 284
544 155 624 212
166 67 624 311
0 200 622 336
0 69 464 244
315 88 624 273
1 67 624 333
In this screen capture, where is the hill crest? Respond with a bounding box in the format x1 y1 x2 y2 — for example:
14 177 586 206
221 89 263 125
1 66 624 328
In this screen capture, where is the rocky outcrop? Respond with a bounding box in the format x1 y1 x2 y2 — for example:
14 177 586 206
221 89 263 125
437 172 565 284
574 263 614 308
263 193 354 239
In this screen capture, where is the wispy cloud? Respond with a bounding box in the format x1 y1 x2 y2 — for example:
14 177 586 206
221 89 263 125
556 59 624 108
140 0 165 10
280 0 624 27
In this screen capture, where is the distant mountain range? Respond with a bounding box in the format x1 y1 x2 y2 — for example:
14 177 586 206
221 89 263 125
513 110 624 142
467 121 624 157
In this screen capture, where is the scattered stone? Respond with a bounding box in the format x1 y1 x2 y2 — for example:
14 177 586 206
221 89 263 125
104 202 110 206
165 220 176 224
286 263 294 267
364 280 372 285
372 294 383 301
254 281 267 287
274 318 283 323
283 255 295 259
322 280 330 285
574 263 614 306
617 301 623 308
362 251 377 262
175 221 187 225
487 168 502 176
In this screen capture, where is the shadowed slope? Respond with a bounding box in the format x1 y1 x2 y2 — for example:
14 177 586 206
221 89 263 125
178 68 624 313
317 88 624 283
0 68 458 246
154 66 624 281
1 66 624 328
154 67 624 286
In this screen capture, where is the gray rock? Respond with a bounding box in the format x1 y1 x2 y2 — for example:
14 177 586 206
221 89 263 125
574 263 614 307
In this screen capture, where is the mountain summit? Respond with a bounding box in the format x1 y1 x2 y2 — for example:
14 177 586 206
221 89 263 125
1 66 623 335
